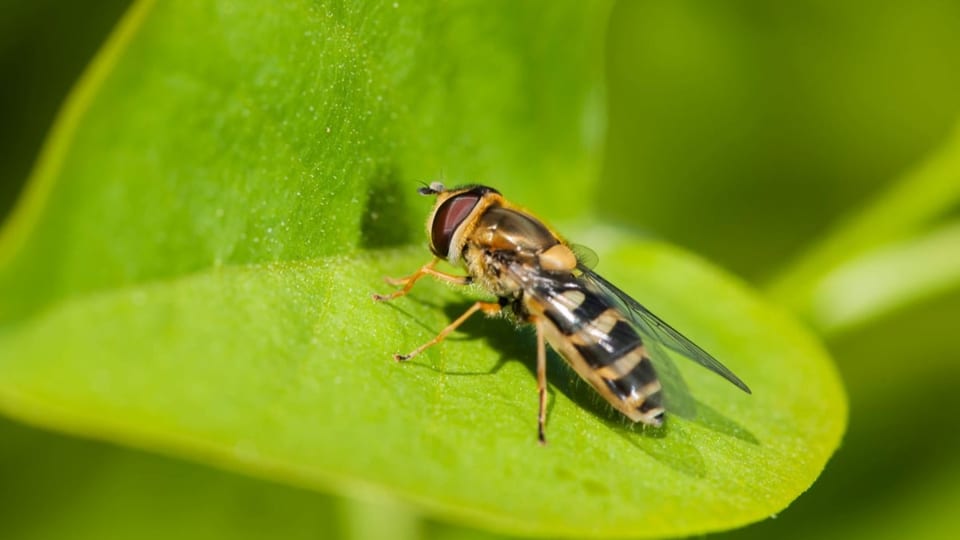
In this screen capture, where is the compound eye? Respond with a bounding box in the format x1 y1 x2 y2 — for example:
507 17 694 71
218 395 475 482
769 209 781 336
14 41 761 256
431 194 480 257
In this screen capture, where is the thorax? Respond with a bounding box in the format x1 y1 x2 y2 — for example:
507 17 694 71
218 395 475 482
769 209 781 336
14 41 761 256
458 205 573 301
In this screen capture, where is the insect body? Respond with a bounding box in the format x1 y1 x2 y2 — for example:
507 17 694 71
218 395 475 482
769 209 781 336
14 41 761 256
373 183 750 443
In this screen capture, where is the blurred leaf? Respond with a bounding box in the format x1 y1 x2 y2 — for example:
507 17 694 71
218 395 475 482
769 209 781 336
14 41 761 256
0 0 844 537
769 124 960 328
423 520 520 540
714 284 960 540
0 0 132 218
1 417 459 540
0 417 341 540
601 0 960 282
805 220 960 333
825 462 960 540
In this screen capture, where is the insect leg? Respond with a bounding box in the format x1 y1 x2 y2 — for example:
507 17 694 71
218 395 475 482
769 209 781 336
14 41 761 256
373 259 471 302
393 301 501 361
535 318 548 445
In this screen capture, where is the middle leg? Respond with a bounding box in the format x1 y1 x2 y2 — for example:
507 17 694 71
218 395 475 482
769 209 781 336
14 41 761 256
535 317 548 445
373 259 471 302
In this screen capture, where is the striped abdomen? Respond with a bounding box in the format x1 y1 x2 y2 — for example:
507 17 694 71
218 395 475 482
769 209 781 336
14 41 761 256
528 278 665 426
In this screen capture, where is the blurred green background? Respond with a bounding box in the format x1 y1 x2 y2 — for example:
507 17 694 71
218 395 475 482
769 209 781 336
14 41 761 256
2 0 959 538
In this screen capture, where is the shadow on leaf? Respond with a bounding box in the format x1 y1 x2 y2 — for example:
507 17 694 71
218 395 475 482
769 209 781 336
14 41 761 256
385 299 763 478
361 167 416 249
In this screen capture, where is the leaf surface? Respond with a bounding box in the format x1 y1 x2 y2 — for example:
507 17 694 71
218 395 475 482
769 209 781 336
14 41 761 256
0 241 845 536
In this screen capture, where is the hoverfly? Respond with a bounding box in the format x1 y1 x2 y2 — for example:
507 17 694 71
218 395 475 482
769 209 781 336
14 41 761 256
373 183 750 443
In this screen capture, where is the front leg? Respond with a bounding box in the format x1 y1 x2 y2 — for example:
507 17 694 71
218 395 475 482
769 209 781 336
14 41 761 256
372 259 471 302
393 301 501 361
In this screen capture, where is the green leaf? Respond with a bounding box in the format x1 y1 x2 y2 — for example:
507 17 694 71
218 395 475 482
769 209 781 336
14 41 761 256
804 220 960 333
0 0 608 321
0 0 844 537
0 239 845 537
768 120 960 328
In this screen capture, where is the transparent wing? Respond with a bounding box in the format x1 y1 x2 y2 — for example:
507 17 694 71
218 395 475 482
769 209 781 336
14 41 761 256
578 264 752 394
568 243 599 269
